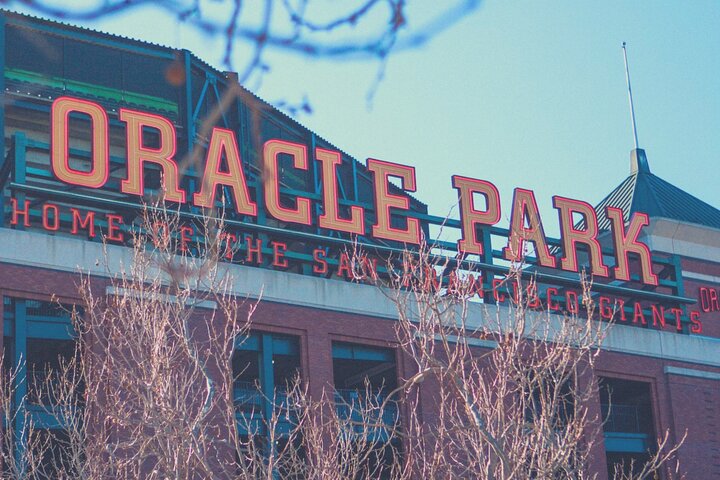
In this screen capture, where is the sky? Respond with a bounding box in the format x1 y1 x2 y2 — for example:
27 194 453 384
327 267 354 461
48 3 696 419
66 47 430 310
9 1 720 238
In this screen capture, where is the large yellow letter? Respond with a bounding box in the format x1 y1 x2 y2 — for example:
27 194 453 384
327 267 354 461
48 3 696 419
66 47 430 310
317 148 364 235
367 159 420 245
503 188 555 267
606 207 658 286
452 175 501 255
120 108 185 202
193 128 257 215
263 140 312 225
51 97 108 188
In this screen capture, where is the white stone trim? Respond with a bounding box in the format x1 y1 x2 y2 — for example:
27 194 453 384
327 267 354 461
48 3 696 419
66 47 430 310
1 229 719 369
642 218 720 263
682 271 720 284
106 287 218 310
664 366 720 381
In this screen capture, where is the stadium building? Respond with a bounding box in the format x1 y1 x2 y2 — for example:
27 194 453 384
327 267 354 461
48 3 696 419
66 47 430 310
0 10 718 478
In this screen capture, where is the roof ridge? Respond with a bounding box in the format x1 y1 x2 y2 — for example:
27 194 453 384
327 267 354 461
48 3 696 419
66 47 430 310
635 170 666 218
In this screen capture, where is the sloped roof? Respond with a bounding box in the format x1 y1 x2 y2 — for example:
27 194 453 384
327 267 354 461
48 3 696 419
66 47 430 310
594 148 720 231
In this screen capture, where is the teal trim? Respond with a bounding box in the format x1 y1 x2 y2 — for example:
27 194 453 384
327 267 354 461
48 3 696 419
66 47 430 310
332 342 393 362
210 76 229 128
671 255 690 332
28 407 64 429
3 295 77 471
5 68 178 114
260 334 275 452
12 132 26 230
26 322 74 340
192 76 210 124
604 432 649 453
272 336 299 356
0 15 5 218
13 299 27 473
236 333 261 351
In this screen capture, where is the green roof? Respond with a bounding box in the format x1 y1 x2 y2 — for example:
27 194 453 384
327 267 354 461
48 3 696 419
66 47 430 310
594 149 720 231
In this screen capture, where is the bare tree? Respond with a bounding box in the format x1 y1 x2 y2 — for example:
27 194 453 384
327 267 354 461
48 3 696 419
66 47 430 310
362 242 686 479
0 360 54 479
7 205 256 479
1 213 686 479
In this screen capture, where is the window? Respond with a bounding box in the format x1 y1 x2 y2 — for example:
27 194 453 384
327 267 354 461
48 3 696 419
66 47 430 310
332 342 400 478
233 333 300 438
1 297 78 475
599 377 656 477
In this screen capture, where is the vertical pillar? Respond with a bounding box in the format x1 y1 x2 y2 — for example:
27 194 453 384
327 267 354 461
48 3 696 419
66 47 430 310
259 334 275 449
13 133 26 231
671 255 689 333
182 50 197 207
13 299 27 472
310 133 321 236
482 228 495 304
304 326 333 403
0 14 6 222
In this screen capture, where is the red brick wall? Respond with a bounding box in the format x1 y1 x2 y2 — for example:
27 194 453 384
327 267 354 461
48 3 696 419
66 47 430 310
2 262 719 478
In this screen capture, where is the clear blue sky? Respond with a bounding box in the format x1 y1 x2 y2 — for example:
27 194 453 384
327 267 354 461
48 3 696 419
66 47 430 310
10 1 720 237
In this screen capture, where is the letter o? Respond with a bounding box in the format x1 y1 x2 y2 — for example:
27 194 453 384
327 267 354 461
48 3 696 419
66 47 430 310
51 97 108 188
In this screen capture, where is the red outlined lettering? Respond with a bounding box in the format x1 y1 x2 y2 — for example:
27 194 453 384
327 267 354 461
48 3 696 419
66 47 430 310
503 188 555 267
632 302 647 325
616 299 627 322
313 249 328 274
272 241 288 268
106 214 124 242
337 252 352 278
194 128 257 215
179 225 193 252
546 287 559 311
316 148 364 235
263 140 312 225
492 278 506 303
221 232 237 260
42 203 60 231
651 304 665 329
690 311 702 334
366 158 421 245
71 208 95 238
599 296 613 320
553 195 609 277
10 198 30 227
120 108 185 202
606 207 658 286
51 97 108 188
452 175 501 255
699 287 710 312
246 236 263 264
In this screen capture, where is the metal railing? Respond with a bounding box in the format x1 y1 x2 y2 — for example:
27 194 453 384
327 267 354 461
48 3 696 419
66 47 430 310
602 404 646 433
234 381 295 435
334 389 399 439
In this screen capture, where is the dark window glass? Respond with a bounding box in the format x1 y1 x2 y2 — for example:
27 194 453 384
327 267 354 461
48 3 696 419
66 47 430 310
6 26 64 77
63 38 122 89
121 52 177 101
27 338 75 405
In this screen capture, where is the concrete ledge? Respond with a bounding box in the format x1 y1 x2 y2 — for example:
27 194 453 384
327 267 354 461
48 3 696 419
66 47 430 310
664 366 720 381
1 228 719 369
106 286 218 310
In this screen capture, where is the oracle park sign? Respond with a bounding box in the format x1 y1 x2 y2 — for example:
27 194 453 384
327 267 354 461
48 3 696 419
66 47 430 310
5 96 701 333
